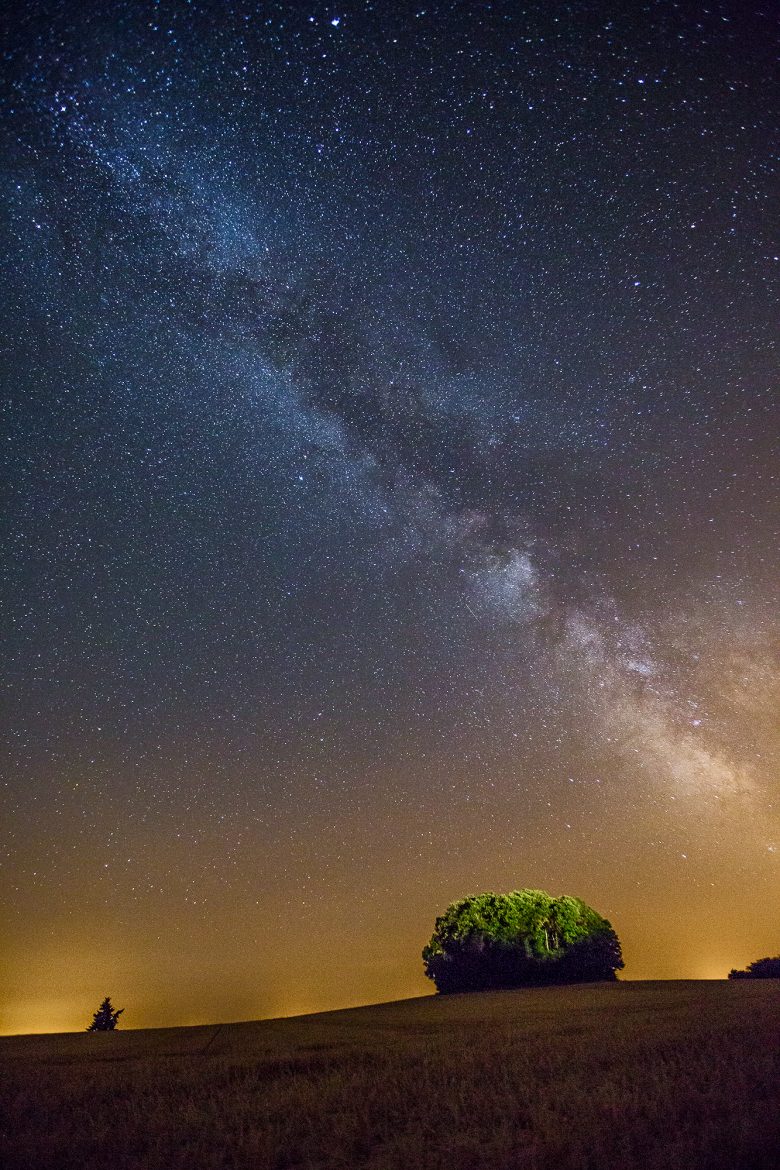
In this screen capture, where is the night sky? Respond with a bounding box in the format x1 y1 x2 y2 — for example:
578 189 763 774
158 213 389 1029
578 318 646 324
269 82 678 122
2 0 778 1034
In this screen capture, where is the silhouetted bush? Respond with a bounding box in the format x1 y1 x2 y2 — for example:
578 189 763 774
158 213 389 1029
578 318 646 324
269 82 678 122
423 888 623 993
728 956 780 980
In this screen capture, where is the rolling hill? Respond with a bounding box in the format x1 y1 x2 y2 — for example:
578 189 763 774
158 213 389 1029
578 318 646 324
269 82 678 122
1 980 778 1169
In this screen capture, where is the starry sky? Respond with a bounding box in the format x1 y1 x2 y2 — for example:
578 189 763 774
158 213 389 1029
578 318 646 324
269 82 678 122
1 0 778 1034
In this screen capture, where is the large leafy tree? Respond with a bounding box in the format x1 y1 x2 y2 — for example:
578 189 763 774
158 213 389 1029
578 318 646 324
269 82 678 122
423 889 624 993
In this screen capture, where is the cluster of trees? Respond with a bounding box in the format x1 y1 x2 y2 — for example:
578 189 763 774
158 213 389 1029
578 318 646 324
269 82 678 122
728 956 780 980
423 888 624 993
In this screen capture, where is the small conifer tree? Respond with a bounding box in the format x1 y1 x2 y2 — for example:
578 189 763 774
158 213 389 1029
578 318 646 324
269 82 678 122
87 996 124 1031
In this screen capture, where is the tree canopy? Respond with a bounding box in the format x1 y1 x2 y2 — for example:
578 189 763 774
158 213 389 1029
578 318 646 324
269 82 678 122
728 956 780 980
422 888 624 993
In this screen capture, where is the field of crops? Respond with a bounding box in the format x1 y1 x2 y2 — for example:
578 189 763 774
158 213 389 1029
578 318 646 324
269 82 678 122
2 980 778 1169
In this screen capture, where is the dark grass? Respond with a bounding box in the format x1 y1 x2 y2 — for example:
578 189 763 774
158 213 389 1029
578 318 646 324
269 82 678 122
1 981 779 1169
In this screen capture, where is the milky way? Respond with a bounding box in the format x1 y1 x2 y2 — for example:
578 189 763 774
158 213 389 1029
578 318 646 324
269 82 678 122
2 1 778 1031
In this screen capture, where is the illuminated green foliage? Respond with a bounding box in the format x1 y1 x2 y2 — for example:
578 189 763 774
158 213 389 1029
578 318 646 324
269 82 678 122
423 889 624 992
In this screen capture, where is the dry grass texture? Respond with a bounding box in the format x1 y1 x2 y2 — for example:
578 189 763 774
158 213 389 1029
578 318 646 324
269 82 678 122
1 981 778 1169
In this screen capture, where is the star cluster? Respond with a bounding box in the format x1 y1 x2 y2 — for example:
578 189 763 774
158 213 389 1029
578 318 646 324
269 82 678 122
1 0 777 1032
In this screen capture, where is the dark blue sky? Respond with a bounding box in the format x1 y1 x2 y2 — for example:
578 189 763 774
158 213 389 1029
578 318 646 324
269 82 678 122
2 0 777 1030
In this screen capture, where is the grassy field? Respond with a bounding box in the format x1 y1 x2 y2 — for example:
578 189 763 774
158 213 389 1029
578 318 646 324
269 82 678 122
1 981 778 1169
